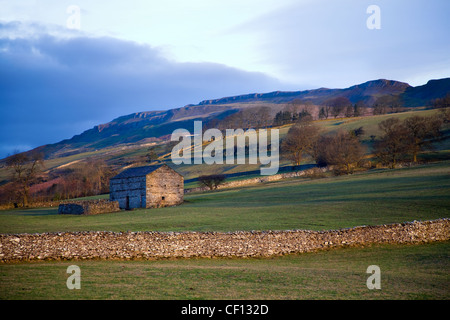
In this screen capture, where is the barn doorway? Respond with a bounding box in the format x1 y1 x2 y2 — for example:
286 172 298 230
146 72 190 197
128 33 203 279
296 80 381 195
125 196 130 210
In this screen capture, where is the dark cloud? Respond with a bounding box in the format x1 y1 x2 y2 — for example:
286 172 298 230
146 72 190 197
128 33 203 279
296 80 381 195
0 22 282 158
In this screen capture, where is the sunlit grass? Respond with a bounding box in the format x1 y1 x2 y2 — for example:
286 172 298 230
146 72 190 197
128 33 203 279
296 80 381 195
1 241 448 300
0 161 448 234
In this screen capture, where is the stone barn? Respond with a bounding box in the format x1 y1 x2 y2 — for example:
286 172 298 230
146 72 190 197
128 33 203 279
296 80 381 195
109 164 184 209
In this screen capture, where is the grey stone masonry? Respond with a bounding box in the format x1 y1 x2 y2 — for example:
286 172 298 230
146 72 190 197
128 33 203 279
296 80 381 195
1 219 448 263
58 200 120 215
110 164 184 209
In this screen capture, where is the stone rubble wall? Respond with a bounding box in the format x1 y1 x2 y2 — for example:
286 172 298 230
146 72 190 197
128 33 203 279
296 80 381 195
0 199 118 211
146 166 184 208
0 219 448 263
58 200 120 215
109 176 147 209
0 200 64 211
185 167 328 193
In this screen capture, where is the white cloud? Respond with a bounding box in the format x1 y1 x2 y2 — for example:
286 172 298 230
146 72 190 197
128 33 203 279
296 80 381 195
0 21 284 159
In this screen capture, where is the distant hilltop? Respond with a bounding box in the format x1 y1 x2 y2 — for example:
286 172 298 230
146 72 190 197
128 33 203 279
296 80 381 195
198 79 413 106
4 77 449 161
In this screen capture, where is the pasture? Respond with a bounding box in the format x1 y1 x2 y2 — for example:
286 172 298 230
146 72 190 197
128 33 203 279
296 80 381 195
0 161 449 234
1 241 448 300
1 156 449 300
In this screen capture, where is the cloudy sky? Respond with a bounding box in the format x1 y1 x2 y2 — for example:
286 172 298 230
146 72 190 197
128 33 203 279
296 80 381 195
1 0 449 159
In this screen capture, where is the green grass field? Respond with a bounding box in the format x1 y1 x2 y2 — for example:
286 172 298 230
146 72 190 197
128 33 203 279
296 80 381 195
1 163 449 300
1 241 448 300
1 126 449 300
1 161 449 234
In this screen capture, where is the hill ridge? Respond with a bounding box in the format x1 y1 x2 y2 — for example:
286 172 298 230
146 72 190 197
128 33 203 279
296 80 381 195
4 77 449 161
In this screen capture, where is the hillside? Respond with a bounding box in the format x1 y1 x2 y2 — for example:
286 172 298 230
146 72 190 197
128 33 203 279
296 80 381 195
401 78 450 107
12 77 447 162
198 78 411 105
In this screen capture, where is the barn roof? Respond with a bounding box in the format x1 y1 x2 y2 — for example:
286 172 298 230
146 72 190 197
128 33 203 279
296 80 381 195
111 164 170 180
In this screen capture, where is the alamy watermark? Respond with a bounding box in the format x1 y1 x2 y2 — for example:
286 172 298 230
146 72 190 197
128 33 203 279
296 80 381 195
366 265 381 289
170 121 279 175
66 5 81 30
366 5 381 30
66 265 81 289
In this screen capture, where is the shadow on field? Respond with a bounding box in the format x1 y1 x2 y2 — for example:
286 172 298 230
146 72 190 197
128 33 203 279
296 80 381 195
1 208 59 216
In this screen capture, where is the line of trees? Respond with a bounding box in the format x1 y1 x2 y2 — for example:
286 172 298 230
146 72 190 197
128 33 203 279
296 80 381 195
206 106 272 131
206 94 409 132
318 97 368 120
431 94 450 124
372 95 405 115
374 115 443 168
273 99 314 126
282 122 366 175
0 156 115 207
44 159 115 201
282 114 444 174
431 93 450 109
206 100 316 130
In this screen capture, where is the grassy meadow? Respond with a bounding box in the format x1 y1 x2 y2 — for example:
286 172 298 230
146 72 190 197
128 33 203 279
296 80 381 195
1 108 449 300
1 241 448 300
0 159 449 300
0 160 449 234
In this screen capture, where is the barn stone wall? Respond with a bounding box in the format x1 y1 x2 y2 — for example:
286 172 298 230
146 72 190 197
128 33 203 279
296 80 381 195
109 166 184 209
146 166 184 208
58 200 120 215
110 176 147 209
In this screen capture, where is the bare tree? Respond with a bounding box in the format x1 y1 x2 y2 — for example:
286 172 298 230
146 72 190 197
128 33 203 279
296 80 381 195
378 117 401 135
282 123 321 166
403 115 443 163
146 147 159 163
273 110 293 126
345 105 354 118
373 95 404 115
256 106 272 128
432 93 450 109
318 107 327 120
314 130 365 174
353 100 367 117
374 115 443 166
284 99 301 115
319 103 333 120
198 174 226 190
6 152 44 207
325 97 352 119
374 118 409 168
373 96 392 115
438 107 450 123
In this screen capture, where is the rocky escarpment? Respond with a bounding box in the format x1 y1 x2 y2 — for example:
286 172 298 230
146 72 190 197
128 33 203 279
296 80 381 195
1 219 448 263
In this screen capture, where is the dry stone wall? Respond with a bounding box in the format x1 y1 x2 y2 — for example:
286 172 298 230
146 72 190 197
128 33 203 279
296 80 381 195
58 200 120 215
0 200 66 211
1 219 448 263
185 167 328 193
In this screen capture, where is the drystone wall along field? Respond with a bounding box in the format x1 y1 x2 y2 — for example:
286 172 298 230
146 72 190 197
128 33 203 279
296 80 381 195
0 219 448 263
185 167 328 193
58 200 120 215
